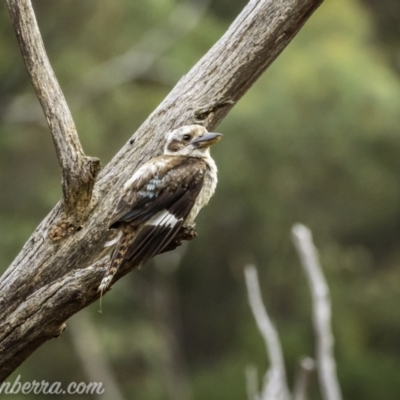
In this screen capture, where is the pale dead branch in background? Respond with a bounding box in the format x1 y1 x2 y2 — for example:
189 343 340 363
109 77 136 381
152 246 193 400
244 265 291 400
246 365 260 400
291 224 342 400
68 311 125 400
293 357 315 400
244 223 342 400
75 0 211 105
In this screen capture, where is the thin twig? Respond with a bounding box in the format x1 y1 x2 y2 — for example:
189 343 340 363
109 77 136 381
244 265 291 400
291 224 342 400
293 357 315 400
6 0 100 225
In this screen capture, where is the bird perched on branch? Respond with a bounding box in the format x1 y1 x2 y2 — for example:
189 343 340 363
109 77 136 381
98 124 222 293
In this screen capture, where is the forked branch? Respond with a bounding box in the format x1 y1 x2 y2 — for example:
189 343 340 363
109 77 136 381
0 0 324 383
6 0 100 235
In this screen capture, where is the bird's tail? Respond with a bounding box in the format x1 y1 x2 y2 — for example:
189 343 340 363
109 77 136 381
98 226 135 294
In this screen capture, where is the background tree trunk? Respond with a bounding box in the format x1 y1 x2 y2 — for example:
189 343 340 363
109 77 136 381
0 0 323 382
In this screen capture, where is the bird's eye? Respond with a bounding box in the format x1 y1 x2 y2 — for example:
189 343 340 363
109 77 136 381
183 134 191 141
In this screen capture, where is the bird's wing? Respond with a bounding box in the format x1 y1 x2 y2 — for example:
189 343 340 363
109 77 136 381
109 155 206 264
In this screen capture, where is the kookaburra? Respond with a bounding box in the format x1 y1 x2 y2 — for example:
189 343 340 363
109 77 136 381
98 124 222 293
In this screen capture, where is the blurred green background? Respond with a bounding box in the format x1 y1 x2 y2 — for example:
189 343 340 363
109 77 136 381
1 0 400 398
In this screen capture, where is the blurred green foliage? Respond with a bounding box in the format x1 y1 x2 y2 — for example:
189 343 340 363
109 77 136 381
1 0 400 399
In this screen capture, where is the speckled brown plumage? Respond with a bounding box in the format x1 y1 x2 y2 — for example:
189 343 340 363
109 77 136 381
99 125 221 293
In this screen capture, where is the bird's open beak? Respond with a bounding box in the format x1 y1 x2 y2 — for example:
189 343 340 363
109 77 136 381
192 132 222 148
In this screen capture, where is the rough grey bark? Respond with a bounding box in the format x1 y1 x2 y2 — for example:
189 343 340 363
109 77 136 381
0 0 324 382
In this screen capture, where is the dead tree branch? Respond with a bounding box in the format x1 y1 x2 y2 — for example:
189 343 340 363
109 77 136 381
244 265 291 400
0 0 324 382
291 224 342 400
6 0 101 230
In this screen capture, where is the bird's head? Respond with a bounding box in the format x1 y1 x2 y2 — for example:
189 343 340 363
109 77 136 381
163 125 222 158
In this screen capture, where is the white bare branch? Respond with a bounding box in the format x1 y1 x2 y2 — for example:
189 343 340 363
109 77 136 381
291 224 342 400
244 265 291 400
